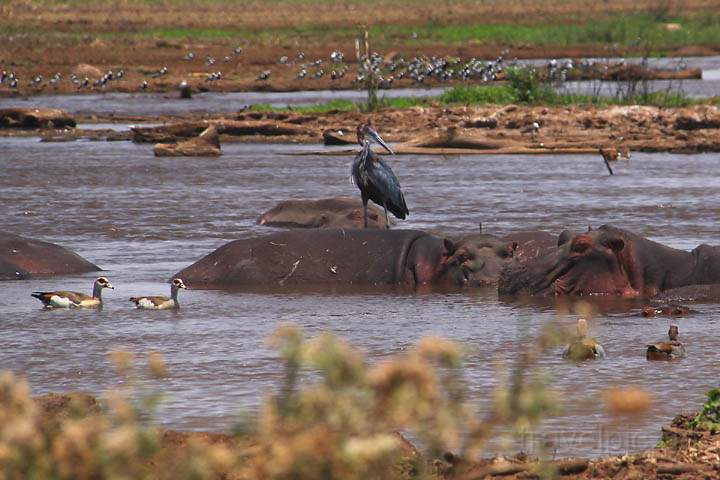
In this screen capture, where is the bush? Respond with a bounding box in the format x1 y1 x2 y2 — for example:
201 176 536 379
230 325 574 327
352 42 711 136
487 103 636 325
689 387 720 431
506 67 556 104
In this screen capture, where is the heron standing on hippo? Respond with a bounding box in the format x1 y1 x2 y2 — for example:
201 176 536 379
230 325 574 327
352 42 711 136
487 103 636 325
351 120 409 229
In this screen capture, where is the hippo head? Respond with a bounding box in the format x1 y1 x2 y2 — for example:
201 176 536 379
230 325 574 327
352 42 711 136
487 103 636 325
439 234 518 287
499 226 642 296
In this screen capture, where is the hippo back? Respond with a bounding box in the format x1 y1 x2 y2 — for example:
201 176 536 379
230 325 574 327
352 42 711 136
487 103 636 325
0 233 100 280
176 229 430 289
257 197 389 229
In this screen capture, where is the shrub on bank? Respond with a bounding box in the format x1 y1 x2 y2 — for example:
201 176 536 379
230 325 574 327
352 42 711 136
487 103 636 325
690 387 720 431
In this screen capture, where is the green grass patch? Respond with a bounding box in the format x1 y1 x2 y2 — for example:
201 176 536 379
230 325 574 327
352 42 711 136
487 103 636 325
438 67 698 107
370 14 720 50
249 84 697 113
144 13 720 48
436 83 697 108
143 27 247 40
438 85 517 104
248 96 433 114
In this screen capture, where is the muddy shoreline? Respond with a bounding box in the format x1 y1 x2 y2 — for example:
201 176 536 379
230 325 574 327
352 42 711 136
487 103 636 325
4 104 720 155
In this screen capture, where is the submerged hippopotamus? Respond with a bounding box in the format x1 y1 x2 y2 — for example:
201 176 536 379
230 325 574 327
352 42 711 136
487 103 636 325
499 225 720 297
0 233 100 280
257 197 390 229
175 229 521 290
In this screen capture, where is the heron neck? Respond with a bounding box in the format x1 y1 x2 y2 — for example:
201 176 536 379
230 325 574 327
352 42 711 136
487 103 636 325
360 141 372 166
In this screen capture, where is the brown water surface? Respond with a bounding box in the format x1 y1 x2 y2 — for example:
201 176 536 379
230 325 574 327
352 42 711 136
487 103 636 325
1 138 719 457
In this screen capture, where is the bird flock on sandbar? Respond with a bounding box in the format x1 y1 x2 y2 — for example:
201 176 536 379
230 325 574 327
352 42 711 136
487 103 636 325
1 46 602 93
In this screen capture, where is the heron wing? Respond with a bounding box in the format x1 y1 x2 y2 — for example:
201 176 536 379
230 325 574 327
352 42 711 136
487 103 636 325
366 155 409 218
350 148 363 185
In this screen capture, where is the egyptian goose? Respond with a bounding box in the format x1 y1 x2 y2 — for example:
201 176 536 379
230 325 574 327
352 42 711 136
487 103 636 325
646 325 686 360
562 318 605 360
31 276 114 308
129 278 186 310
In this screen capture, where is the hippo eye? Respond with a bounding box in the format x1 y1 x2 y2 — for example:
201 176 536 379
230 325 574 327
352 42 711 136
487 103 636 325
571 237 592 254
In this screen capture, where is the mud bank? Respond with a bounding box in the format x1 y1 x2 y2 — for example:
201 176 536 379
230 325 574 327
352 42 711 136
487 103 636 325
7 104 720 154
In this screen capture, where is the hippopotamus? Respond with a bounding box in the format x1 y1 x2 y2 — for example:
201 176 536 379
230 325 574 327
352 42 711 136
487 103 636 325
0 233 100 280
175 229 522 290
499 225 720 297
442 232 517 286
257 197 390 229
501 230 557 262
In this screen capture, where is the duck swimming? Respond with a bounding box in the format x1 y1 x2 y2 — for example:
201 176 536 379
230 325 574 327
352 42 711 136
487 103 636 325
562 318 605 360
646 324 686 360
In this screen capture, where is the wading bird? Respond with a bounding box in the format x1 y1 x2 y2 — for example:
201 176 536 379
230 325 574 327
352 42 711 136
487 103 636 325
350 121 408 228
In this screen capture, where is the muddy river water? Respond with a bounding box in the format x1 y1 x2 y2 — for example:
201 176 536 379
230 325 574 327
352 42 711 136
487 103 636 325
1 137 719 458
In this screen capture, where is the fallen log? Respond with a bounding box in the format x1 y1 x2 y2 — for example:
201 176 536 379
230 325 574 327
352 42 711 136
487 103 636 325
154 125 222 157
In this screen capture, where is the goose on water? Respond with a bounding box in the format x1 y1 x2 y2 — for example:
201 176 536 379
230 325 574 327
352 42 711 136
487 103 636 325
129 278 187 310
31 276 114 308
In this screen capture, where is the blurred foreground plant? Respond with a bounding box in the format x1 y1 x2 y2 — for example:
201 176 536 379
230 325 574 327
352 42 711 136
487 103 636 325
248 324 562 479
0 325 565 480
247 326 469 479
0 352 236 480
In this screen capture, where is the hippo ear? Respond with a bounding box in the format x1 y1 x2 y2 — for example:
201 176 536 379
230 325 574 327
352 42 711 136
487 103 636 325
558 229 574 246
443 238 456 255
603 236 625 253
570 234 593 254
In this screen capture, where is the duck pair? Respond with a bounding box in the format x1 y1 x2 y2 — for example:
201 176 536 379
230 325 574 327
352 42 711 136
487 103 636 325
31 277 186 310
562 319 687 361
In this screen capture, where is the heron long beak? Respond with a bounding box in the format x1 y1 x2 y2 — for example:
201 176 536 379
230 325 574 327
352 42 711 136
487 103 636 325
366 127 394 155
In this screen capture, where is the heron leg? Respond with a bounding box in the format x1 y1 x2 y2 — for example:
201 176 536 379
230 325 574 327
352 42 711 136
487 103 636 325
362 194 369 228
603 156 614 175
383 204 390 230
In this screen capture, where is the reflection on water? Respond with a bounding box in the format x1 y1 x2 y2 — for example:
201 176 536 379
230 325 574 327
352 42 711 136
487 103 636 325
1 138 720 457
